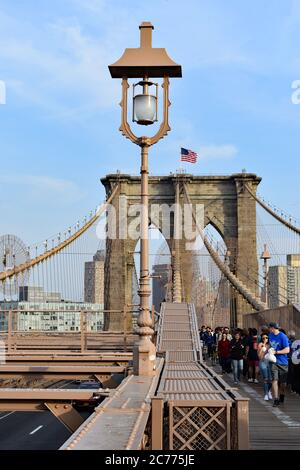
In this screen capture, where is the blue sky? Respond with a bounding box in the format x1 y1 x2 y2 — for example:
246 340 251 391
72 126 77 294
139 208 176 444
0 0 300 247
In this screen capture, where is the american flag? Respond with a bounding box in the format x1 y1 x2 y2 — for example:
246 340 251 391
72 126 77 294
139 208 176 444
180 147 198 163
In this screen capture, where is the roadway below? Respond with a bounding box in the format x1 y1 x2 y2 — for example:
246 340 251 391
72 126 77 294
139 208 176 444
0 410 73 450
0 380 92 450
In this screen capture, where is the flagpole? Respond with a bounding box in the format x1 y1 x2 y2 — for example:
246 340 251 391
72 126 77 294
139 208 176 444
178 146 185 175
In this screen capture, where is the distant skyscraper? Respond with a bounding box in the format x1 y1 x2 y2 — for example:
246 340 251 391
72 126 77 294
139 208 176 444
269 255 300 308
152 263 169 312
287 254 300 267
84 250 105 304
19 286 61 302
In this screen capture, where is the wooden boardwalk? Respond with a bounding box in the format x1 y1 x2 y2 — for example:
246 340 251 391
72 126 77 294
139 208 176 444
210 363 300 450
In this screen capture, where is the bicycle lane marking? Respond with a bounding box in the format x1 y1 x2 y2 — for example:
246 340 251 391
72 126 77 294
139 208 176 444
239 382 300 428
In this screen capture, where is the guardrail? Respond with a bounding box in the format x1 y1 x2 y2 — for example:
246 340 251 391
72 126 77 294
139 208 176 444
0 307 141 353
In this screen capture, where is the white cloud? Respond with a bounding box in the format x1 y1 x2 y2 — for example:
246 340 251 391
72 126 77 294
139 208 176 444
0 174 84 202
0 9 127 119
69 0 106 14
198 144 238 160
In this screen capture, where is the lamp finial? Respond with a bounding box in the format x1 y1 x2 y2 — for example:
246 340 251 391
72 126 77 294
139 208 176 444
139 22 154 48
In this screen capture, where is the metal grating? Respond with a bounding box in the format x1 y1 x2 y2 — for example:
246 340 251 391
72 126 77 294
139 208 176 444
160 340 193 350
169 402 230 450
167 351 196 361
164 370 210 379
164 379 221 393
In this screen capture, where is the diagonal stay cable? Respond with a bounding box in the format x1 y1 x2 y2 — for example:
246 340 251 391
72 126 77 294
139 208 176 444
245 184 300 236
0 184 119 282
182 183 267 312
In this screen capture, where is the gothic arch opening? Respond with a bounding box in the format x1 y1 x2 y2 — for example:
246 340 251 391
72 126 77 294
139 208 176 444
134 224 171 314
192 224 231 329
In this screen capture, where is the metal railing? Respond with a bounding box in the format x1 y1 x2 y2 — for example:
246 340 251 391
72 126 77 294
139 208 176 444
0 307 140 353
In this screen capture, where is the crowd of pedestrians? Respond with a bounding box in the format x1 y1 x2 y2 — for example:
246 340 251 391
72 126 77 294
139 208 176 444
199 322 299 407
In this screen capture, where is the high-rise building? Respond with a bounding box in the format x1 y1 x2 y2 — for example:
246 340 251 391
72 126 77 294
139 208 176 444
19 286 61 302
84 250 105 304
287 266 300 304
269 255 300 308
0 301 104 332
269 266 287 308
287 254 300 267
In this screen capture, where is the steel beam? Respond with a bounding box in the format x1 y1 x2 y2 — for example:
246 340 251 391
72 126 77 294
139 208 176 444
0 388 105 400
45 402 84 433
0 365 125 373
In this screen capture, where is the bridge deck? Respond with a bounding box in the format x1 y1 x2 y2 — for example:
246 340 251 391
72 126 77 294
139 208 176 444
157 303 233 401
60 358 164 450
153 303 245 450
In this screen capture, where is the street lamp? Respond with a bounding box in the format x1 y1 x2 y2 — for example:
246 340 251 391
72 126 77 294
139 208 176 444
260 244 271 306
109 22 182 375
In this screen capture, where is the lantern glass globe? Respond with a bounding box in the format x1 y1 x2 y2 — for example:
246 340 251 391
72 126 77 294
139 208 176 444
133 94 157 125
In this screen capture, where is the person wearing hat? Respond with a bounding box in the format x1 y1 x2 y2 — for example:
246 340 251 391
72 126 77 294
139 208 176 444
268 322 290 407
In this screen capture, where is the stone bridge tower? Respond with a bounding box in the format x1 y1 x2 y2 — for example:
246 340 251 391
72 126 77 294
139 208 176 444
101 173 261 330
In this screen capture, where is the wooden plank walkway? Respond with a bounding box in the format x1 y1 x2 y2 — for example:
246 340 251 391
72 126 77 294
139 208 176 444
209 362 300 450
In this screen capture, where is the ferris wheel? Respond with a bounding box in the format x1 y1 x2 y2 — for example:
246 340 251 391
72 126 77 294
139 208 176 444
0 234 30 300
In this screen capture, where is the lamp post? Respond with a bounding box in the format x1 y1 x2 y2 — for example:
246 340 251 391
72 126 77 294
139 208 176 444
260 244 271 306
109 22 182 375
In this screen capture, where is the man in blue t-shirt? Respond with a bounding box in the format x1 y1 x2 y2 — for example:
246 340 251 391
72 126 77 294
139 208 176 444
268 322 290 407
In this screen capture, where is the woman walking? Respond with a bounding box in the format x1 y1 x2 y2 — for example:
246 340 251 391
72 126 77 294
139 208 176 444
230 331 246 384
257 333 273 400
218 332 231 374
246 328 260 383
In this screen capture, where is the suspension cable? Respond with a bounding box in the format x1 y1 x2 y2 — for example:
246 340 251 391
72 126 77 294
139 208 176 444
245 184 300 236
182 182 267 311
0 184 119 282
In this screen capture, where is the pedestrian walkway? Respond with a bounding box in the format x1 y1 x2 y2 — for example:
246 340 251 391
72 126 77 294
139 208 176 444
208 361 300 450
155 304 248 450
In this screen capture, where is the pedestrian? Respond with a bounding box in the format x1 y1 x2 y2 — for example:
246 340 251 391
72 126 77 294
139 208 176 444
257 333 273 400
230 331 245 384
287 330 297 393
268 322 290 407
241 328 250 379
214 327 223 344
246 328 259 383
257 325 269 343
199 325 206 341
218 332 231 374
223 327 232 341
203 327 215 359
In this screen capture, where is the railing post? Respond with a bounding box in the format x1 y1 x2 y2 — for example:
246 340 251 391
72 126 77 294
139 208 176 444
80 311 87 353
151 397 164 450
13 311 17 351
236 398 249 449
151 304 155 329
123 306 127 352
7 310 12 353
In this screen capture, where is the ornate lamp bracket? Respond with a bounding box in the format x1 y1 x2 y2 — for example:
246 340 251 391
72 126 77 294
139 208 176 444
119 76 171 148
